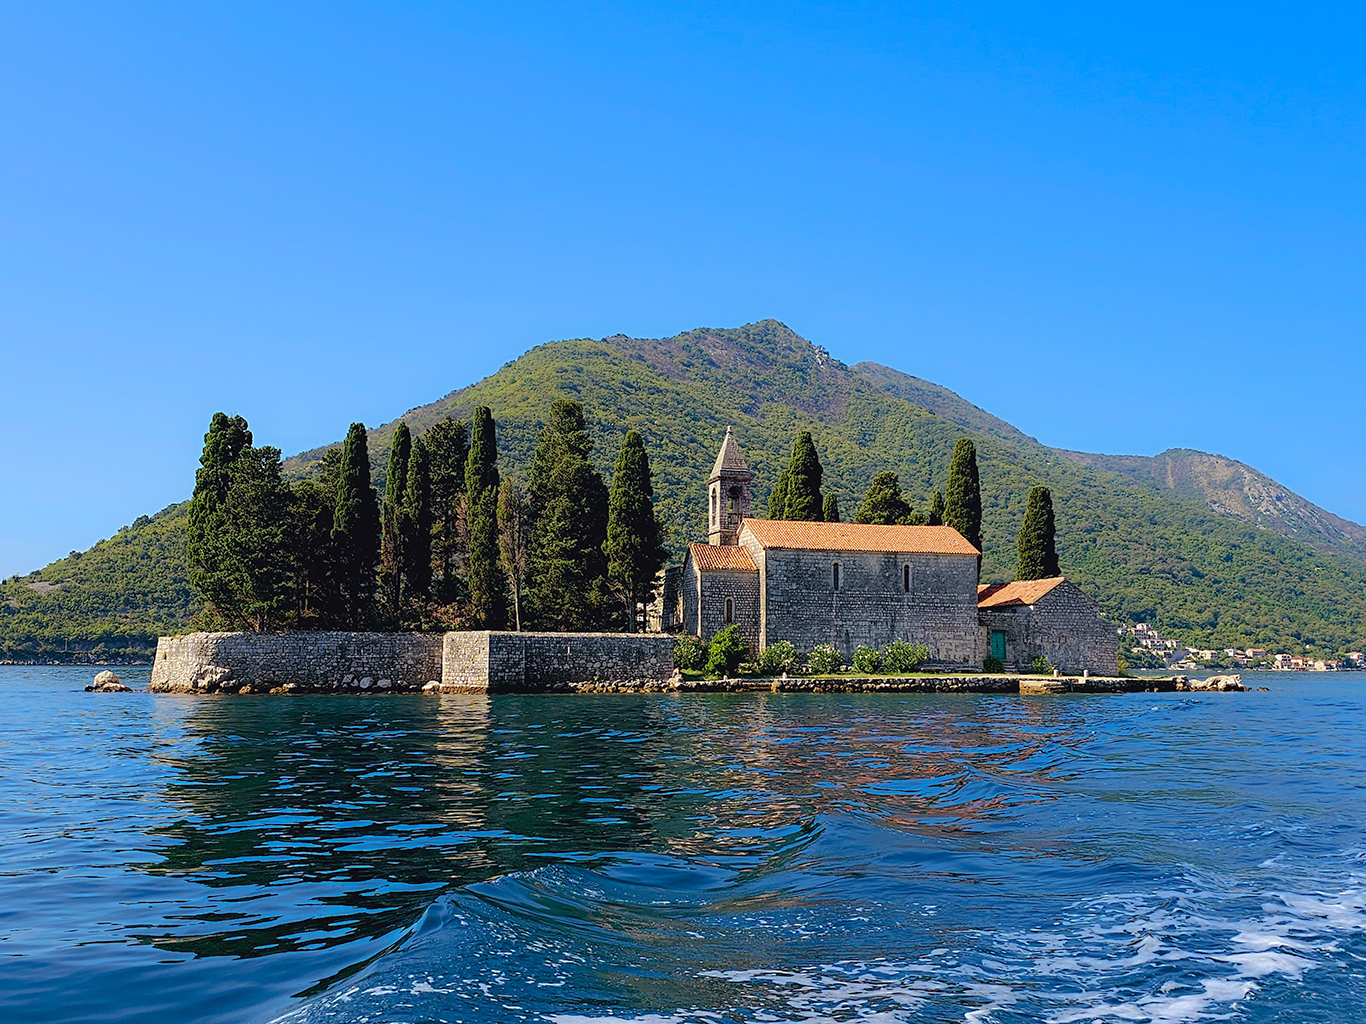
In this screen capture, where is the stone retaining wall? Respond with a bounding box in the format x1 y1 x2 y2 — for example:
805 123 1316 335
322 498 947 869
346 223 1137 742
442 631 676 692
149 631 444 694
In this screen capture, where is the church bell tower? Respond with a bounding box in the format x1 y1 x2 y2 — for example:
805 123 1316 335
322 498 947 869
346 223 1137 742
707 426 753 546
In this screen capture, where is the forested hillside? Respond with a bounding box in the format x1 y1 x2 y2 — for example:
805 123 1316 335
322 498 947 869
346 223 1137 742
6 320 1366 659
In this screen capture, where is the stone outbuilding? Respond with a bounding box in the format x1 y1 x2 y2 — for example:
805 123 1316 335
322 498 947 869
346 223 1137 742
977 577 1118 675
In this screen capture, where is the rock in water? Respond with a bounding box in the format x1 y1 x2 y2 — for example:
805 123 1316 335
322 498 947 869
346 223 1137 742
86 670 132 693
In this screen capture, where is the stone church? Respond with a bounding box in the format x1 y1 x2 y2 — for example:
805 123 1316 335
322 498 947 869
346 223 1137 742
669 427 1118 675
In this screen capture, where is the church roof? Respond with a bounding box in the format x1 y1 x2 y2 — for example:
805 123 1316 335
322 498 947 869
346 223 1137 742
708 426 752 480
977 577 1066 608
689 543 758 572
741 519 980 556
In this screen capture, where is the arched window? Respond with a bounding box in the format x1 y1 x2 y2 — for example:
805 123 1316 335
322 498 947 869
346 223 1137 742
724 597 734 623
903 564 910 593
832 563 841 590
710 490 717 525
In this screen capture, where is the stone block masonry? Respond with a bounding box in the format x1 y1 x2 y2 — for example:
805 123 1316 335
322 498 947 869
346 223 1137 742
149 630 676 694
442 631 676 692
150 631 445 694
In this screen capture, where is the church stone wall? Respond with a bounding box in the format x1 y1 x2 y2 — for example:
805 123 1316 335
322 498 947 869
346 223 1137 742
978 582 1118 675
759 549 980 664
149 631 444 693
697 571 760 652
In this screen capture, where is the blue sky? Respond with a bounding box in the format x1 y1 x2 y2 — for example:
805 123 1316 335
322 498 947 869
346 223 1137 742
2 2 1363 577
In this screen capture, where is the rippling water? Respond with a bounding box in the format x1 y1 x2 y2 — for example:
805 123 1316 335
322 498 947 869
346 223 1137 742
1 667 1363 1023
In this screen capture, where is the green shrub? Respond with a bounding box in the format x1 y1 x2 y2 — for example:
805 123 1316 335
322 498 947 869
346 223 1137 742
674 634 706 671
851 645 883 673
705 625 749 676
807 644 843 675
1030 655 1055 674
982 655 1004 673
759 640 800 675
884 640 930 673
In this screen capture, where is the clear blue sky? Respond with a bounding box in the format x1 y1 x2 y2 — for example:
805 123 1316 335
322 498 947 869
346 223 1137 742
2 2 1363 578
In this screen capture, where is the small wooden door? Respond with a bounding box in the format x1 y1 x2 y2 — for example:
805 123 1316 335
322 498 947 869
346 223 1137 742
990 631 1007 660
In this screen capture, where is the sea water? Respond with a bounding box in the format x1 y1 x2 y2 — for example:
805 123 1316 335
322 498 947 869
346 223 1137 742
0 666 1362 1023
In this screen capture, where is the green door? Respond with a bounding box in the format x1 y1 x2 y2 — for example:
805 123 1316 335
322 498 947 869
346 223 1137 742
990 631 1007 660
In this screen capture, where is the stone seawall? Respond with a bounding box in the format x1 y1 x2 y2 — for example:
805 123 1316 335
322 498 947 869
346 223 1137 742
149 632 444 694
442 631 676 692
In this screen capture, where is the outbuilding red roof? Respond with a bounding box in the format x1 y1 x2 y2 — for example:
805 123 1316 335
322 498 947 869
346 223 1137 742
740 518 979 556
977 577 1066 608
688 543 758 572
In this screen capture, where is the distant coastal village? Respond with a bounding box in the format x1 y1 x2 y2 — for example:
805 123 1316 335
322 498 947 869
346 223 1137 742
1119 621 1363 673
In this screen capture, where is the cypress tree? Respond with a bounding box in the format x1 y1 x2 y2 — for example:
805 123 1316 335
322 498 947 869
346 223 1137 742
767 470 791 520
403 436 432 604
186 412 253 623
854 471 911 525
465 406 507 629
822 491 840 523
215 445 292 630
944 438 983 576
286 471 337 628
784 432 824 521
527 399 610 631
332 423 381 628
379 423 411 620
928 490 946 527
1017 485 1060 580
425 417 469 604
498 478 531 631
606 430 668 632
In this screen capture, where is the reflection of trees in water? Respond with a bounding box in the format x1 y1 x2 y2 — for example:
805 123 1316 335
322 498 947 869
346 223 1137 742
144 692 1086 962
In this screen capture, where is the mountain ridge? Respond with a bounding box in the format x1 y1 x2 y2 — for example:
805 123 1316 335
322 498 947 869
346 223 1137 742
5 320 1364 659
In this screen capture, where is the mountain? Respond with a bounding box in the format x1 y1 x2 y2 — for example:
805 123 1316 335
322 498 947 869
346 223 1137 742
5 320 1365 660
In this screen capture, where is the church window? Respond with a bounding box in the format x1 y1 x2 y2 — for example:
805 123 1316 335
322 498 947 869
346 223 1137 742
903 564 910 592
725 597 734 623
710 490 717 526
832 563 841 590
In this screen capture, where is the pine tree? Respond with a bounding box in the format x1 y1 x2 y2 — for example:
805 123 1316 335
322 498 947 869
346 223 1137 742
527 399 610 631
606 430 668 632
944 438 983 577
465 407 507 629
1017 485 1060 580
332 423 381 628
854 471 911 525
784 432 824 521
379 423 411 621
425 417 469 604
498 477 530 631
822 491 840 523
928 490 946 527
402 436 432 605
767 470 791 520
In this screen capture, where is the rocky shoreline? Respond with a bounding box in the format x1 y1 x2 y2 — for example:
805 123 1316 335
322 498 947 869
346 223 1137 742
95 670 1252 695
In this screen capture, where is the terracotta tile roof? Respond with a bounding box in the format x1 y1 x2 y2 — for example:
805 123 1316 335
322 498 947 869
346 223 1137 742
977 577 1066 608
689 543 758 572
740 519 980 556
708 425 752 480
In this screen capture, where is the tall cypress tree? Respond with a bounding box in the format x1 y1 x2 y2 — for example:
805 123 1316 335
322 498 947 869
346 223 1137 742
767 470 791 520
425 417 469 604
928 490 946 527
332 423 381 628
784 431 824 521
944 437 983 576
379 423 411 620
854 471 911 525
186 413 253 623
527 399 610 631
822 491 840 523
606 430 668 632
1017 485 1060 580
403 435 432 604
498 478 531 631
465 407 507 629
